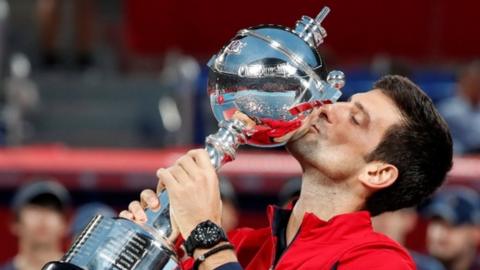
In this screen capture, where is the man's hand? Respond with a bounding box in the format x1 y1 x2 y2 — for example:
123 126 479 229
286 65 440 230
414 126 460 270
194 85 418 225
119 149 239 269
120 149 222 239
156 149 222 239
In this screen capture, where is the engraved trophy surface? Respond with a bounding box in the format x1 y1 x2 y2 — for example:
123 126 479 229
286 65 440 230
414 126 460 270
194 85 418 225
42 7 344 270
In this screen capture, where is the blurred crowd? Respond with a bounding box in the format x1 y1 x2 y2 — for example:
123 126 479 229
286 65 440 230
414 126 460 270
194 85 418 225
2 178 480 270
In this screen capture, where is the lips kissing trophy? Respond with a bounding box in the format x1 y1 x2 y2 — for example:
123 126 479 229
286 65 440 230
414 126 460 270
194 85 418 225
43 6 344 270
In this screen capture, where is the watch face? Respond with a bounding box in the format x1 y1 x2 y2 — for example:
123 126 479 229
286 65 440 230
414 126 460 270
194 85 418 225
194 222 223 247
185 220 227 256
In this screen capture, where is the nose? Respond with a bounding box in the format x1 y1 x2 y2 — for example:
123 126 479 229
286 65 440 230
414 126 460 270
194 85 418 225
427 222 449 241
317 102 338 124
317 101 353 125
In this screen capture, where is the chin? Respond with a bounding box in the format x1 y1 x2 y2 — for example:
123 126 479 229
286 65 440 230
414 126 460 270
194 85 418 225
286 136 320 165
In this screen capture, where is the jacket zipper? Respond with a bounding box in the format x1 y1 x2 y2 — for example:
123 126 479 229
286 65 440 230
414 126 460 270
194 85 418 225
271 225 302 270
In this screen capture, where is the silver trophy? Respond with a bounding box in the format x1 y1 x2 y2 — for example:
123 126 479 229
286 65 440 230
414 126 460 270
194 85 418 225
42 7 344 270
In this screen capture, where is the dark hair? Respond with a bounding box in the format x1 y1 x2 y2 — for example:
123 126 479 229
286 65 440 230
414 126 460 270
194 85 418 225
365 75 453 216
15 193 65 220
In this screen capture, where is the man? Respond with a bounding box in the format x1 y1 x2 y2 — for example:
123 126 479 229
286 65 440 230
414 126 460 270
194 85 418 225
121 75 453 269
421 186 480 270
0 180 71 270
437 60 480 154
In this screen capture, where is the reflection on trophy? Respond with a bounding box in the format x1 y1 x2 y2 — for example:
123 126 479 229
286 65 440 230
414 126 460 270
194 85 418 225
42 6 344 270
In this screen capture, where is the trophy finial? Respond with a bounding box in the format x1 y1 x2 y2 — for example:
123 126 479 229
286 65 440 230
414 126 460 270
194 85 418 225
315 6 331 24
295 6 330 47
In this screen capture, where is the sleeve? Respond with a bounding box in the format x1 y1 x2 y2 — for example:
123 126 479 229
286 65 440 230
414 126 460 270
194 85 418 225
337 244 415 270
214 262 244 270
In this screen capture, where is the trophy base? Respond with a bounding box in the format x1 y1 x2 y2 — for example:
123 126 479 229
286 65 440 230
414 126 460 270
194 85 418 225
53 215 180 270
42 261 84 270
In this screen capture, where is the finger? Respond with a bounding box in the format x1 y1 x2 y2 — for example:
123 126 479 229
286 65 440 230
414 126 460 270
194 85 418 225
189 149 219 188
156 169 166 193
119 210 134 220
176 155 200 179
128 200 147 222
168 165 192 185
188 149 213 171
140 189 160 210
157 168 180 192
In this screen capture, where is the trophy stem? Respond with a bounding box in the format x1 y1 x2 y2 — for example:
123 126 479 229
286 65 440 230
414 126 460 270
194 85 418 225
205 119 248 169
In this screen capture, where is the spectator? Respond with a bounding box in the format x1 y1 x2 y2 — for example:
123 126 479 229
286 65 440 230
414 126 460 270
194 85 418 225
0 180 71 270
372 208 446 270
420 185 480 270
437 60 480 154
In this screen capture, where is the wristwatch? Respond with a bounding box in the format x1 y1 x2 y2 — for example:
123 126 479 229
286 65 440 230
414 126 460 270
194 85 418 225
184 220 228 257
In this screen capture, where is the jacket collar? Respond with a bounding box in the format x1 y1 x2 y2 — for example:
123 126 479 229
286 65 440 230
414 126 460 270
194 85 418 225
267 205 373 242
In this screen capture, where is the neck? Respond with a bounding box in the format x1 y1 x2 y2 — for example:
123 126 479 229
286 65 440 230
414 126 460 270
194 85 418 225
286 169 365 244
15 240 62 270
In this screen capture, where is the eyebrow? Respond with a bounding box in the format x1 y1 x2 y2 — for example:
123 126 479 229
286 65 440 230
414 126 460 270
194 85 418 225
348 96 371 124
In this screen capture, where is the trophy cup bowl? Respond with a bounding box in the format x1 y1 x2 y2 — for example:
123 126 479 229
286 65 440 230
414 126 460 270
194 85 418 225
42 7 344 270
207 6 344 148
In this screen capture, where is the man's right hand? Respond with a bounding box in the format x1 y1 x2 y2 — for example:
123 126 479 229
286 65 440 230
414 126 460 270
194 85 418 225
119 189 160 223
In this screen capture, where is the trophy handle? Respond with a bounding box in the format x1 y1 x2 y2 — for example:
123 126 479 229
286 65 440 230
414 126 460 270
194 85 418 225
143 119 248 243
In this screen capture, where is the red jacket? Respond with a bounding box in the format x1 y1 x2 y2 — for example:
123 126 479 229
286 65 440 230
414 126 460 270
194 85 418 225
183 206 415 270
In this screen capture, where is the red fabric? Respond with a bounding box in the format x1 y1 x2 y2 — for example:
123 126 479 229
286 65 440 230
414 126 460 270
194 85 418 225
181 206 415 269
249 118 302 145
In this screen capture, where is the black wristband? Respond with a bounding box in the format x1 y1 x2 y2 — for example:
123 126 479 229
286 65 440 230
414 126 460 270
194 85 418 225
193 243 235 270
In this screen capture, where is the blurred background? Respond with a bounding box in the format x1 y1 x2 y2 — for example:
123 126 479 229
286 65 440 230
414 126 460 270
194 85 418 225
0 0 479 269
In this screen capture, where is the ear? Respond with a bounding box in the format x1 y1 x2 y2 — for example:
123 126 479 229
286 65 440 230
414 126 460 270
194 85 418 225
358 161 399 190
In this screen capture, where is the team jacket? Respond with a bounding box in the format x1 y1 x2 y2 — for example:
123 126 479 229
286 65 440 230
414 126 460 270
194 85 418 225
182 206 415 270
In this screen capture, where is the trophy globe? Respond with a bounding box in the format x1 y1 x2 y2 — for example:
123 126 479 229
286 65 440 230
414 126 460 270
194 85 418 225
207 7 344 149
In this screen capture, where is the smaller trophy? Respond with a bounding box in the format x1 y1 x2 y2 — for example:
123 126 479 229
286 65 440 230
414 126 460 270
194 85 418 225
43 6 344 270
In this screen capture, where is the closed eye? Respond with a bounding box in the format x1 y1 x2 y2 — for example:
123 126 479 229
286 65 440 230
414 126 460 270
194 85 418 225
348 95 370 127
351 114 360 125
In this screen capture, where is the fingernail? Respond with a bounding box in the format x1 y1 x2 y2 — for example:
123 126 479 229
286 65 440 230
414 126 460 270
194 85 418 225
148 197 158 206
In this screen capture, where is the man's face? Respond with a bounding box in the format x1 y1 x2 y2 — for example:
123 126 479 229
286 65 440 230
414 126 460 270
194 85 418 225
426 219 478 262
13 205 67 247
287 89 402 181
